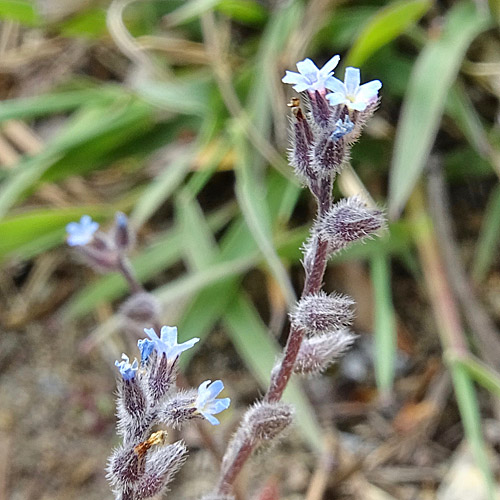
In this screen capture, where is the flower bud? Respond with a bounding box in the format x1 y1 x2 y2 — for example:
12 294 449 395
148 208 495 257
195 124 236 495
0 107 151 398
134 441 188 499
157 390 197 428
291 291 355 335
311 131 347 179
146 353 178 404
116 377 151 443
113 212 135 252
288 100 315 184
107 445 145 489
294 330 356 375
317 196 385 254
242 401 294 442
119 292 161 334
308 90 331 129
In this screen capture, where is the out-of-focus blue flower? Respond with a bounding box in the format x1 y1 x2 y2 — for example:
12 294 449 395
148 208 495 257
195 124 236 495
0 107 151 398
143 326 199 359
326 67 381 111
194 380 230 425
138 338 155 362
115 353 138 381
331 115 355 140
282 55 340 93
66 215 99 246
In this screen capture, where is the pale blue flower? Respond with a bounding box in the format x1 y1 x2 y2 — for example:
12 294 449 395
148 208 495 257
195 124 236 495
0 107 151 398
143 326 199 359
331 115 354 140
115 353 138 381
282 55 340 93
326 67 381 111
138 338 155 362
66 215 99 246
194 380 230 425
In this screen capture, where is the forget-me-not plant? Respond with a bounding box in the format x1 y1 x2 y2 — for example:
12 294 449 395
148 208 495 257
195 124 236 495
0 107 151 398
66 51 385 500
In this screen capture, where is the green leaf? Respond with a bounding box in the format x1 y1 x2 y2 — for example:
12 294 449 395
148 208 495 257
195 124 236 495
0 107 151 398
0 206 112 262
164 0 221 26
58 8 108 39
0 89 118 122
449 364 496 500
234 128 296 307
472 185 500 282
223 294 323 451
216 0 267 25
371 252 397 397
388 1 491 218
0 0 40 25
130 147 194 228
346 0 431 67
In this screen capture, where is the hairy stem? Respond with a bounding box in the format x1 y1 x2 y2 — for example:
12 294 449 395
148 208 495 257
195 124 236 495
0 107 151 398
216 178 332 494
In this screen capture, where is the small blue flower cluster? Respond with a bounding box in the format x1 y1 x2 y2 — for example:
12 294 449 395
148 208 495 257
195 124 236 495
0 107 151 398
282 55 381 111
107 325 230 498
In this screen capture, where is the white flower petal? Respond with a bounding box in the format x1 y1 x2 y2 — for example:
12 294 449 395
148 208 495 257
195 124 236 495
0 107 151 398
344 67 360 95
320 54 340 75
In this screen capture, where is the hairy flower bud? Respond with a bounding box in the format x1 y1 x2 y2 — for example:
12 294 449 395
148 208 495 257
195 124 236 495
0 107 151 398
107 445 145 489
113 212 135 252
242 402 294 442
291 291 355 335
317 196 385 254
146 353 178 404
288 100 315 184
119 292 161 334
116 377 151 443
134 441 188 499
294 330 356 375
157 390 197 428
311 131 347 179
308 90 331 129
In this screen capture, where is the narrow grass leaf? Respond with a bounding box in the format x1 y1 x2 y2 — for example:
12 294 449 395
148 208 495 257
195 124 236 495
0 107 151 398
371 252 397 397
389 1 491 218
346 0 431 67
165 0 221 26
472 185 500 282
234 129 296 307
0 206 112 262
130 147 194 228
0 0 40 25
449 365 496 500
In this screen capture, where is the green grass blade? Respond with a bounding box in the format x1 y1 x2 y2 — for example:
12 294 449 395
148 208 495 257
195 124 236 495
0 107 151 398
223 293 323 452
130 148 194 228
0 90 114 122
0 205 113 262
371 252 397 398
234 129 296 307
472 184 500 282
0 0 40 25
165 0 221 26
346 0 431 67
449 352 500 399
388 1 491 218
449 363 496 500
